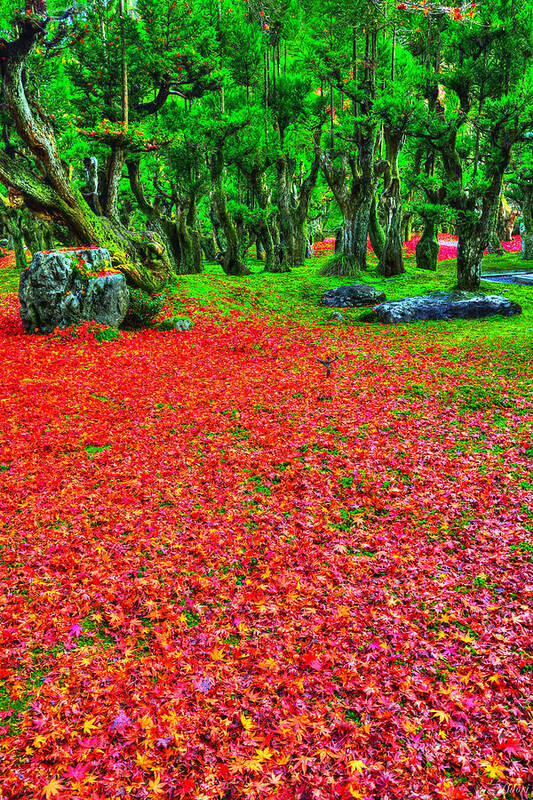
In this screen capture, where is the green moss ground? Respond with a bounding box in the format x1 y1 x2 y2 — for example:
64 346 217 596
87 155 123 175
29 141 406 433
171 249 533 347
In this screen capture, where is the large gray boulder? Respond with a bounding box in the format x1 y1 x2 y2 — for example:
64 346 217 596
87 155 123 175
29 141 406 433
19 248 129 334
321 283 386 308
370 291 521 324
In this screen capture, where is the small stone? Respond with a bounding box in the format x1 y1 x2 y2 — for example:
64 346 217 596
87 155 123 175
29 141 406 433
174 318 193 332
329 312 345 322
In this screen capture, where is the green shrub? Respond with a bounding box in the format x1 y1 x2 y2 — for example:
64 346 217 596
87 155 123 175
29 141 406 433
92 325 121 342
124 288 165 328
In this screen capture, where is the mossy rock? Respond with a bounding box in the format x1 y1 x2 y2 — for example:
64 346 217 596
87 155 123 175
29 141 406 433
154 316 193 332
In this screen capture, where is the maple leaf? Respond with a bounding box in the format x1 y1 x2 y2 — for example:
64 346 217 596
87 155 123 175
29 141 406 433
480 759 506 780
136 752 154 770
210 647 225 661
243 757 265 773
301 651 321 670
148 774 166 794
348 759 366 774
497 736 522 756
240 712 254 730
430 709 450 724
42 778 63 799
82 716 98 734
255 747 275 761
65 764 88 781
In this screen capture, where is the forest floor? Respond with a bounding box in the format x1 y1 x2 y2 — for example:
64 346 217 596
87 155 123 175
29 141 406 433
1 246 533 799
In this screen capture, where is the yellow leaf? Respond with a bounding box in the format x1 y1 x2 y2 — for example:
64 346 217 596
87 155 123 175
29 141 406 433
402 719 419 735
136 752 153 770
83 716 97 734
243 757 264 773
33 734 47 748
139 714 154 731
255 747 274 761
240 712 254 731
210 647 225 661
480 759 506 780
430 709 450 724
148 775 166 795
348 759 366 774
42 778 63 799
259 657 278 671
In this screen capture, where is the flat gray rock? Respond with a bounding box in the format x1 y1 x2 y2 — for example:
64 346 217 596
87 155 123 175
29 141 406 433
321 284 386 308
19 248 129 334
370 291 521 324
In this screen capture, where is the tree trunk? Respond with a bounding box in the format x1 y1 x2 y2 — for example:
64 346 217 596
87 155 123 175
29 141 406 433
290 144 320 266
456 227 487 290
276 144 320 269
521 187 533 260
415 220 439 270
104 144 127 220
320 200 371 277
259 220 279 272
378 131 405 277
486 196 504 254
210 152 250 276
486 230 504 255
176 210 203 274
201 234 216 261
368 192 385 261
456 176 505 290
274 158 293 273
319 137 375 277
128 158 204 276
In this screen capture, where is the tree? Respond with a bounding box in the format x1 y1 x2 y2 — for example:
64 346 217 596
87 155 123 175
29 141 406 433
0 1 174 292
404 0 533 289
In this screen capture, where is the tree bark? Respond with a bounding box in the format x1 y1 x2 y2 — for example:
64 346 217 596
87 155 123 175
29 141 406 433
456 228 487 290
415 220 439 271
104 144 127 220
128 158 202 275
521 187 533 260
319 142 375 276
378 131 405 277
210 151 250 276
456 174 505 290
0 201 27 271
368 192 385 261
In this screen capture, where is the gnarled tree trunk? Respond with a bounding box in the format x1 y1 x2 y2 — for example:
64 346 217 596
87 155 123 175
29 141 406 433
128 158 202 276
378 131 405 277
521 186 533 260
415 220 439 271
210 151 249 276
319 141 375 277
368 192 385 261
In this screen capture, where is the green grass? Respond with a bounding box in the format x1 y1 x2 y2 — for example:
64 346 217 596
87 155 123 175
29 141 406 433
171 248 533 346
4 246 533 346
